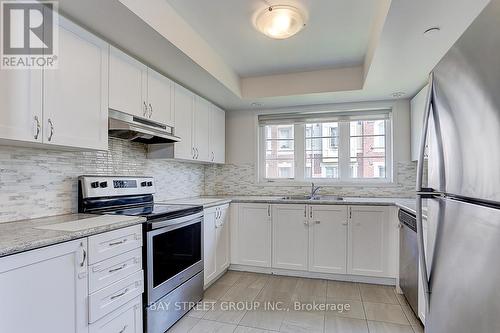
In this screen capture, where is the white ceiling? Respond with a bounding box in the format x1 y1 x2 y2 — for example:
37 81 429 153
166 0 377 77
58 0 491 110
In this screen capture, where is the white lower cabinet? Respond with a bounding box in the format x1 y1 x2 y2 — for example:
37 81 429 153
231 203 272 268
0 239 88 333
89 296 142 333
204 204 231 287
348 206 397 277
216 205 230 273
272 204 309 271
308 205 348 274
231 203 397 280
88 225 144 329
204 206 218 285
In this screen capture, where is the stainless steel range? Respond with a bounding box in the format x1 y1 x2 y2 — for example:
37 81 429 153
78 175 204 333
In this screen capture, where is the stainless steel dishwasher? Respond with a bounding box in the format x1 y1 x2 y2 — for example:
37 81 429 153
399 209 419 316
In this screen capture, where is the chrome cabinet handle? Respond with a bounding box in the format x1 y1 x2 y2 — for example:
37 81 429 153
118 325 128 333
110 288 128 300
192 147 196 159
304 206 307 217
310 207 313 218
416 73 434 314
80 244 86 267
143 101 148 117
149 103 153 118
108 264 127 273
34 116 40 139
212 152 215 162
47 118 54 141
108 239 126 246
314 221 321 224
267 205 271 218
195 148 199 159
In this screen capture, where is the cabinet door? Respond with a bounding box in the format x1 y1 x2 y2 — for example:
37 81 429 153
348 206 392 277
308 205 348 274
193 96 211 161
209 105 226 164
0 239 88 333
43 17 108 150
216 205 230 274
233 204 272 267
0 68 42 143
272 204 309 271
173 84 194 160
109 46 147 118
147 68 173 126
204 207 217 286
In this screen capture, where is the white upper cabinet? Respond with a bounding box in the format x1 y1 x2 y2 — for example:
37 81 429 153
348 206 397 277
209 104 226 164
44 17 109 150
110 48 173 126
272 204 309 271
231 203 272 268
193 96 211 161
308 205 348 274
411 84 430 161
0 239 88 333
145 68 173 126
173 83 194 160
109 46 147 119
0 68 42 144
0 16 108 150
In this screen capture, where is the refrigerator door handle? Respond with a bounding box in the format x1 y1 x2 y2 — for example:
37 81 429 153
416 72 434 314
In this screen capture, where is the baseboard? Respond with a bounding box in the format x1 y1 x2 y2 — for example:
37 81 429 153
229 264 396 286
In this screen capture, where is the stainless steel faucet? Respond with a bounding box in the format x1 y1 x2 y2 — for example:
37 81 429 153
311 183 321 198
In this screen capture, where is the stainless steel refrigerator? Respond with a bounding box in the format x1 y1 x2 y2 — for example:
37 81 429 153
416 0 500 332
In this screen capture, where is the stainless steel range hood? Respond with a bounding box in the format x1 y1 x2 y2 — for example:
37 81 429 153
108 110 181 144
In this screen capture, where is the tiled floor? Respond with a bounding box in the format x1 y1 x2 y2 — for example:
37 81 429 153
168 271 425 333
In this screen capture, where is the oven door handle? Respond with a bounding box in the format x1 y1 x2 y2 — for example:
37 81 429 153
147 217 203 238
149 212 204 231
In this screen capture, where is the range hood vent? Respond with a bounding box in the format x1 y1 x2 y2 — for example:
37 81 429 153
108 109 181 144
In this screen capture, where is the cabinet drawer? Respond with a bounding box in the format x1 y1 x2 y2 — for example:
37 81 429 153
89 270 144 323
89 248 142 293
89 225 142 264
90 296 142 333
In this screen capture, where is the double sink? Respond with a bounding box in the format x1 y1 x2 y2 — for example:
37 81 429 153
281 195 344 201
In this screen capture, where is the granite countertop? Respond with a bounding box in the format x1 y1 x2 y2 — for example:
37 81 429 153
0 214 146 258
159 196 427 217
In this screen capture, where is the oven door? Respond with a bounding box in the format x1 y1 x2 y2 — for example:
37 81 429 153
146 213 203 304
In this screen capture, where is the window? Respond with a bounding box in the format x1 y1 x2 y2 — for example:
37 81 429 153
305 122 339 179
259 111 392 183
264 124 295 179
349 120 386 179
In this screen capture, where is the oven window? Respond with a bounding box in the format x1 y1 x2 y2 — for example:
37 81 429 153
152 222 201 288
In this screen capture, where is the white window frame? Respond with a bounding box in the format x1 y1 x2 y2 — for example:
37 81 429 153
258 115 393 185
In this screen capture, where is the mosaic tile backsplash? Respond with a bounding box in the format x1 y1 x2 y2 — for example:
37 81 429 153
0 139 205 223
204 162 419 198
0 138 419 223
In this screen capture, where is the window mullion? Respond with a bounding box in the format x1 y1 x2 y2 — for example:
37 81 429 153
295 123 305 181
339 121 350 181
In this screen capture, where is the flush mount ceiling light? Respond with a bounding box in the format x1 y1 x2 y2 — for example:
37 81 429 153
255 5 306 40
